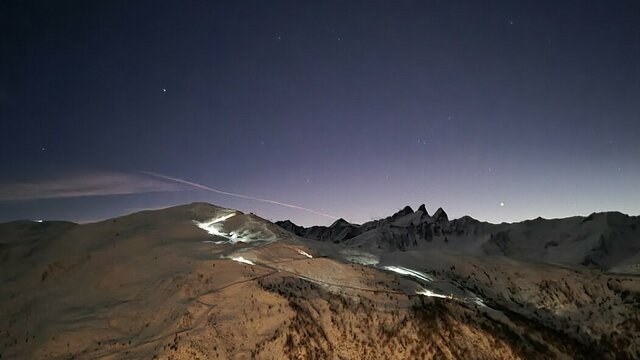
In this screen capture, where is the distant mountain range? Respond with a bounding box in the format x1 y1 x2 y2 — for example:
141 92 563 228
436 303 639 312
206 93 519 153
277 205 640 274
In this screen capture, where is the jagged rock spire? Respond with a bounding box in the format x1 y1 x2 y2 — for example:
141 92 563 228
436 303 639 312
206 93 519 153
433 207 448 222
330 218 351 228
393 206 414 218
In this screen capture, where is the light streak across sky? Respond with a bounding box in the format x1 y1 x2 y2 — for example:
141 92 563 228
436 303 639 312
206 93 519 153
139 171 338 220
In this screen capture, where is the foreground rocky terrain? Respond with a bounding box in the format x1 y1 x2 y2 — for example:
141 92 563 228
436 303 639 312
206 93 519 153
1 203 638 359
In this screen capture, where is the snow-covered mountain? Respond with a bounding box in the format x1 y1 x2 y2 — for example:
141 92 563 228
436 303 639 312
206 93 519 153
277 205 640 274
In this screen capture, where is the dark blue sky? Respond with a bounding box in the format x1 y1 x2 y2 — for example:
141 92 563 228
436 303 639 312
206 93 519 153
1 0 639 226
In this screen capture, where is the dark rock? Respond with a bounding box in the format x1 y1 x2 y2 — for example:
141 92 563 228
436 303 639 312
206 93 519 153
433 208 448 222
392 206 414 218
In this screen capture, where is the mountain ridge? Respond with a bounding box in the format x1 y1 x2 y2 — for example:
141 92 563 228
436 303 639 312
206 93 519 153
1 202 639 359
276 205 640 273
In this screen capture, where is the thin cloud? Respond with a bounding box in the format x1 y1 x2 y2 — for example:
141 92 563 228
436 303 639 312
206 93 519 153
0 170 339 221
0 172 184 201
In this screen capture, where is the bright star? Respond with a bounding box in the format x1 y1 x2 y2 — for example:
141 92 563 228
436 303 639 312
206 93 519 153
500 202 505 207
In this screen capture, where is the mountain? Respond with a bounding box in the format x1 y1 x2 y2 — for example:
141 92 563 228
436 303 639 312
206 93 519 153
1 202 639 359
277 206 640 274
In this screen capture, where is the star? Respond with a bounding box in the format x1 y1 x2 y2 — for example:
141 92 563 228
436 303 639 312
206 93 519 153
162 88 167 93
500 202 505 207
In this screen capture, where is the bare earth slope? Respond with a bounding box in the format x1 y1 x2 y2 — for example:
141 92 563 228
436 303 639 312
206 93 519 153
1 203 639 359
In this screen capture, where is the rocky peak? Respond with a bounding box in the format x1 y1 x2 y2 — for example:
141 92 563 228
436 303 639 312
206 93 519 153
433 207 448 222
417 204 429 216
392 206 414 218
274 220 305 236
278 220 297 227
330 218 351 228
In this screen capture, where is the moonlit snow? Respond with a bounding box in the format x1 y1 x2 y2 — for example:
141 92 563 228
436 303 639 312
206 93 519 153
194 213 236 237
382 266 434 282
230 256 255 265
296 249 313 258
416 287 450 299
194 212 275 244
340 249 380 265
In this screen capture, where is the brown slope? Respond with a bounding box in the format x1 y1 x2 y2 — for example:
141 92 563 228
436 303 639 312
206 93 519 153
1 202 636 359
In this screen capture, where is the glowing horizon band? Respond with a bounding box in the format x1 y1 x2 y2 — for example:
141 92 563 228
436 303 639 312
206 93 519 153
139 171 338 220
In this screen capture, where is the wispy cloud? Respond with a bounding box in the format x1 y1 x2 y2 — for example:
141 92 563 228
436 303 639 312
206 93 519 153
0 172 184 201
0 170 339 221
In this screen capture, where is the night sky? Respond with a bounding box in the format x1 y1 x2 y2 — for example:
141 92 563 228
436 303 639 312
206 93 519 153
1 1 639 226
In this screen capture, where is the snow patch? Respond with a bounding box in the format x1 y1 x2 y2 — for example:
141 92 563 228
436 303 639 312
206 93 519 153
383 266 434 282
341 250 379 265
194 213 236 237
467 292 488 307
473 297 487 307
296 249 313 258
416 288 451 299
230 256 255 266
194 213 275 244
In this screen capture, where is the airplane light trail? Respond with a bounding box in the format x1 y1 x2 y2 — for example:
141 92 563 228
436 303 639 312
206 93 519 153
139 171 338 220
